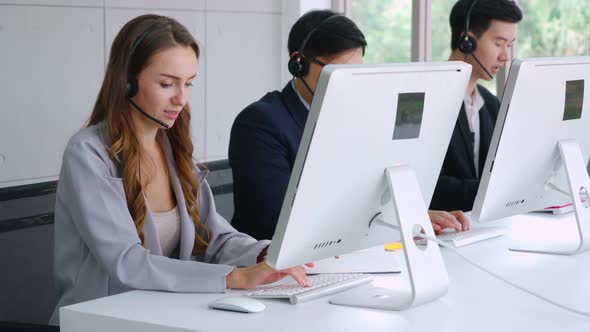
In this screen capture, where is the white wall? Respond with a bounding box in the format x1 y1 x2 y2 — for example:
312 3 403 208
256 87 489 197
0 2 105 188
0 0 301 188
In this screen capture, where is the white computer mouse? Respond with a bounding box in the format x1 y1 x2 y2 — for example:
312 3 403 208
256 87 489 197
208 296 266 313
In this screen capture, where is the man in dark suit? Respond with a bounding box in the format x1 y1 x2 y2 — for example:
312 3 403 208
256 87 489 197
431 0 523 212
228 10 366 240
230 10 469 240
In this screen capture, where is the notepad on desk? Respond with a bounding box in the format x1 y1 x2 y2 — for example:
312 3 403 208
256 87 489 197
536 203 574 215
306 245 402 274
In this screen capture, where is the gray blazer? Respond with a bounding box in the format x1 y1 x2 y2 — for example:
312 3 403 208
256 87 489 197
50 123 270 325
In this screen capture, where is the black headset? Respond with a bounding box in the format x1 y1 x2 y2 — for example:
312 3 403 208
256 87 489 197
458 0 480 55
125 21 170 129
126 22 161 98
457 0 494 79
287 14 340 78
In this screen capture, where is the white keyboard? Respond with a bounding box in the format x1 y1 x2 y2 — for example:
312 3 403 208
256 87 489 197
247 273 372 304
435 226 506 247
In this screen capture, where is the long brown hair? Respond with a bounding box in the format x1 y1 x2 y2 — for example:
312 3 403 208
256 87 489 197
88 14 210 255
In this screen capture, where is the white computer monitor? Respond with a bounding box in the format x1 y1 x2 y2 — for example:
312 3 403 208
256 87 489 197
472 56 590 255
266 62 471 310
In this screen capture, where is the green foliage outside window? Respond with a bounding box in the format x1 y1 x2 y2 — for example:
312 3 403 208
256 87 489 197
351 0 412 63
518 0 590 57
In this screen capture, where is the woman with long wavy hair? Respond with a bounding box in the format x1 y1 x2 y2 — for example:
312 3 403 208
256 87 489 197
50 14 310 325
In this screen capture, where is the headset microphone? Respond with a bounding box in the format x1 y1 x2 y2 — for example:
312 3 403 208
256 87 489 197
126 94 170 129
458 0 494 80
469 52 494 80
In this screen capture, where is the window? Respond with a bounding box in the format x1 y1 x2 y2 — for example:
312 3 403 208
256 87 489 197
350 0 412 63
344 0 590 96
431 0 455 62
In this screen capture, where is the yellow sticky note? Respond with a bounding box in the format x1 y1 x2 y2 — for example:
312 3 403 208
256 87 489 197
384 242 403 251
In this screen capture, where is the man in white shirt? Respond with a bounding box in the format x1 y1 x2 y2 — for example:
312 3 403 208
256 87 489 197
431 0 522 212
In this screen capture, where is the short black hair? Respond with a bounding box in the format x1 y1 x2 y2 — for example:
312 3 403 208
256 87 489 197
288 9 367 58
450 0 523 50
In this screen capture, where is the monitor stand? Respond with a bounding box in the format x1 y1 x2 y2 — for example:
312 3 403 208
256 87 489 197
510 139 590 255
330 165 448 310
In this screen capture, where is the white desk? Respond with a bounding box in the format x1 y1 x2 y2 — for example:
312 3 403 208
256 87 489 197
60 214 590 332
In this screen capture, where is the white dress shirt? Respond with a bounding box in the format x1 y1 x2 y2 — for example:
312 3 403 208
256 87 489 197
292 79 311 110
464 88 485 177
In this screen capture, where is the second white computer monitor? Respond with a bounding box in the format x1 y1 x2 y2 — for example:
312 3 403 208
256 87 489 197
267 62 471 268
472 56 590 255
266 62 471 309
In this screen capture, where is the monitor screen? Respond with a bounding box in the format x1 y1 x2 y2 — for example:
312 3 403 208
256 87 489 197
393 92 425 140
563 79 584 121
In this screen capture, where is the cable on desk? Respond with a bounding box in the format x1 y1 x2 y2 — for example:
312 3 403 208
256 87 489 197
414 233 590 318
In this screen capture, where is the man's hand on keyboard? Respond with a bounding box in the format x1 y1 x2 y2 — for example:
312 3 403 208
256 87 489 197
428 210 470 235
226 262 315 290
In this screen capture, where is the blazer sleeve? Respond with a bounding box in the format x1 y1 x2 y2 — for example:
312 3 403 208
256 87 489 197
229 107 291 240
57 139 234 293
430 175 479 211
195 171 271 267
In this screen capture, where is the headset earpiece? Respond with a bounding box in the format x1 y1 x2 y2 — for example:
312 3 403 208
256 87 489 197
288 53 310 78
458 34 477 54
126 78 138 98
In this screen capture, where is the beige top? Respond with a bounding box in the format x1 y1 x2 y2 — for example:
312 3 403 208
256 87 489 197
152 206 181 257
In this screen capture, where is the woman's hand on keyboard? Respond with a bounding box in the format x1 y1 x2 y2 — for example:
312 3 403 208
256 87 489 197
428 210 470 234
226 262 315 289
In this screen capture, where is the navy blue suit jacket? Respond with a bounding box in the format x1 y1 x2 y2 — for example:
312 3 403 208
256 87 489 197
229 82 307 240
430 84 500 212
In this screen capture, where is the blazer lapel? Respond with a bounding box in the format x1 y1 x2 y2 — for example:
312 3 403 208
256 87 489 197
161 135 196 260
100 121 163 254
478 104 494 176
142 196 163 256
457 104 477 177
